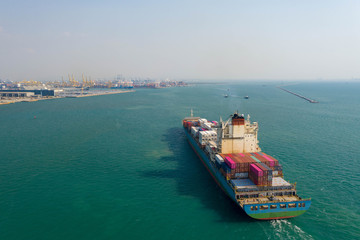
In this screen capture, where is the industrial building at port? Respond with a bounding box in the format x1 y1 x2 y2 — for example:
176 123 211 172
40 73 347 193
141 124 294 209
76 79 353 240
0 89 55 98
0 77 186 105
0 76 186 93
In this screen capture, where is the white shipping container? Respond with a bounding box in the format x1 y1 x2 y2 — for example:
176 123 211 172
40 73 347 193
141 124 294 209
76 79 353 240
203 123 212 130
215 154 224 164
191 126 199 136
199 118 207 125
191 126 196 134
199 130 217 144
209 141 217 148
199 131 208 143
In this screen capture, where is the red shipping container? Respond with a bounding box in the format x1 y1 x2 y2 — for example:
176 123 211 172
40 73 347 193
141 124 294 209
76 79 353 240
250 164 263 176
225 156 236 169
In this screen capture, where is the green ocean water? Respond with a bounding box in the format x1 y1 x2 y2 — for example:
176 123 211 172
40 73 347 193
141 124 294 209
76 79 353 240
0 82 359 240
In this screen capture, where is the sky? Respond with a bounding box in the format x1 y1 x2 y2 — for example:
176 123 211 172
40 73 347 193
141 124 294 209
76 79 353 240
0 0 359 81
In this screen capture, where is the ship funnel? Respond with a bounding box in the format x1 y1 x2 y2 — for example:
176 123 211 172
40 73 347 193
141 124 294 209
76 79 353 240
232 112 245 125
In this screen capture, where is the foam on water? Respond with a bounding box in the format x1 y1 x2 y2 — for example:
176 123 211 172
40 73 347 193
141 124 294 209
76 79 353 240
269 220 314 240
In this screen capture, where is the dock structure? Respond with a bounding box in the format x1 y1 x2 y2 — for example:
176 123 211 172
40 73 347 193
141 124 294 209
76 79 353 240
278 87 318 103
0 90 135 105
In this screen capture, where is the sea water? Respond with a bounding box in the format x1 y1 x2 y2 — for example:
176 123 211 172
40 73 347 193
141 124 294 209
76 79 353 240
0 82 359 240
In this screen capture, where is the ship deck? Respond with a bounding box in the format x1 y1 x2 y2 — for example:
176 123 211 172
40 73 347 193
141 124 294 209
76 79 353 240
239 195 303 205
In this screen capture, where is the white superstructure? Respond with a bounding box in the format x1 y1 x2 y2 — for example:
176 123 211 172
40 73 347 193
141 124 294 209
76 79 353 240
216 113 261 154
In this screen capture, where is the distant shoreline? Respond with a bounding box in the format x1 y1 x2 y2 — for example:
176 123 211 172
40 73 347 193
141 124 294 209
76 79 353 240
0 90 135 106
70 90 135 98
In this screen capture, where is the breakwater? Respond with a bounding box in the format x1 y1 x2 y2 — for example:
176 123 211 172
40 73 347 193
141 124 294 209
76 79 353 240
278 87 318 103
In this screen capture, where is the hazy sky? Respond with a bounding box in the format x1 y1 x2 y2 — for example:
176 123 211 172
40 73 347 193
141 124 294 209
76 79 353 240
0 0 359 81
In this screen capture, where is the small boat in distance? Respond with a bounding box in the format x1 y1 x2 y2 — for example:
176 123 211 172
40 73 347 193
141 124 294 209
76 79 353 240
224 89 230 98
244 96 249 99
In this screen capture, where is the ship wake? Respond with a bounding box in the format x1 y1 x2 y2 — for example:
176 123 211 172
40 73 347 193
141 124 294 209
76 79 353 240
266 220 313 240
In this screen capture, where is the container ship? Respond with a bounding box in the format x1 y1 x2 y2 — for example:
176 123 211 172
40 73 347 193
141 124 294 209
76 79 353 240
183 112 311 220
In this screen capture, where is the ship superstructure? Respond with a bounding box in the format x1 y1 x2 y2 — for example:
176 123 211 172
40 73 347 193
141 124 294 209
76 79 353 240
183 112 311 220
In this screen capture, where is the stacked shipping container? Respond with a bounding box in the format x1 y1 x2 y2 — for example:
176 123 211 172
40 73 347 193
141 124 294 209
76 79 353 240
249 164 263 185
191 126 199 137
183 120 200 131
249 163 272 186
199 119 215 130
248 152 283 177
199 131 217 145
217 152 283 185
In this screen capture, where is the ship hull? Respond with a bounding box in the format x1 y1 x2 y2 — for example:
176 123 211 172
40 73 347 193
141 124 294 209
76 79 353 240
184 128 311 220
185 129 237 200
